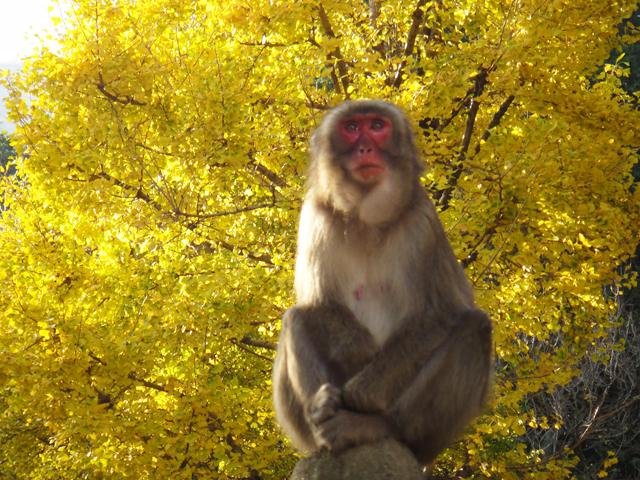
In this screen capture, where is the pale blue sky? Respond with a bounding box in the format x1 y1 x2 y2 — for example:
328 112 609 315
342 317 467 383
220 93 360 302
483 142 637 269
1 0 59 132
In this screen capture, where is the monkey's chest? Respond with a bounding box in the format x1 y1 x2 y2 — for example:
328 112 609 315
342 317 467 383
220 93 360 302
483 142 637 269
336 257 411 346
347 283 399 345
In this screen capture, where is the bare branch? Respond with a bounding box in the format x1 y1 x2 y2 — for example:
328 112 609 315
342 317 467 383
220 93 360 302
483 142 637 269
128 372 170 393
231 337 275 361
369 0 379 24
474 95 515 155
172 199 276 220
96 73 147 106
218 240 275 266
247 156 288 188
391 0 428 88
89 171 164 211
317 4 350 96
436 69 489 210
240 335 277 351
135 142 175 157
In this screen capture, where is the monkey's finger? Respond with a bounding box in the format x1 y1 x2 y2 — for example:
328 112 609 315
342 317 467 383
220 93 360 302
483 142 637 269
309 407 334 424
309 383 342 424
316 382 341 397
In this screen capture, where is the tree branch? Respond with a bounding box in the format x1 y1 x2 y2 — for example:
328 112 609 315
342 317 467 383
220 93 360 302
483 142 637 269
69 163 276 265
436 69 489 210
436 91 473 132
86 351 172 394
135 142 175 157
390 0 428 88
240 335 277 351
96 73 146 106
89 171 164 211
474 95 515 155
369 0 379 24
247 155 288 188
317 4 350 96
128 372 170 393
172 199 276 220
67 162 164 211
231 337 275 361
461 215 502 269
218 240 275 266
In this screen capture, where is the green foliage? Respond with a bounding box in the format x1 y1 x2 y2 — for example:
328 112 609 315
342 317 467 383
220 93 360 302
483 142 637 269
619 9 640 95
0 133 15 174
0 1 639 478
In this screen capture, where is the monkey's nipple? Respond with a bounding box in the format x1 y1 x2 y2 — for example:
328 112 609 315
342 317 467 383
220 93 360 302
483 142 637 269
353 285 365 301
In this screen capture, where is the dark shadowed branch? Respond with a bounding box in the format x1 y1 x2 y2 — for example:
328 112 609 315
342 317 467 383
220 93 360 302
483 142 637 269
390 0 428 88
474 95 515 155
317 4 351 96
435 69 488 210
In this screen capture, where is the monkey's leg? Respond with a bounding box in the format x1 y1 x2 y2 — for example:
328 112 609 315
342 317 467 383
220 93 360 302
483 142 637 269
340 309 492 462
391 309 493 464
281 303 377 399
273 303 380 452
342 314 453 414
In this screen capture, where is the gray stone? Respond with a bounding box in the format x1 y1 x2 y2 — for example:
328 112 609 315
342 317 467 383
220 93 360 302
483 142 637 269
290 439 425 480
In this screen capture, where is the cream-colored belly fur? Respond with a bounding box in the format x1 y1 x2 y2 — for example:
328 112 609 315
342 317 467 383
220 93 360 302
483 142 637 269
333 236 413 346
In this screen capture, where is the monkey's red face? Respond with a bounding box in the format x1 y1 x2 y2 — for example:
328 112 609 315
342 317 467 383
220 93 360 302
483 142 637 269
337 113 392 184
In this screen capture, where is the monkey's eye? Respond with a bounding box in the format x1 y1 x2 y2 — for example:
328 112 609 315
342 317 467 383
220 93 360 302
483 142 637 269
344 121 359 132
370 118 386 130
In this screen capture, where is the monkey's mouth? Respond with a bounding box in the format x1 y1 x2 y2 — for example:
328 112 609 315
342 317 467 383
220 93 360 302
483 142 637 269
355 163 385 180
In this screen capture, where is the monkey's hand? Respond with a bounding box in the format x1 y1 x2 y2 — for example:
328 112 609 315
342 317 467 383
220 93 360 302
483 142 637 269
312 410 394 452
342 374 388 414
307 383 342 425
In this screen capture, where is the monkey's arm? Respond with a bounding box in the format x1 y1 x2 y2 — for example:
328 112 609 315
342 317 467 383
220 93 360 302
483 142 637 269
342 313 463 413
275 304 392 452
279 304 377 413
280 309 329 402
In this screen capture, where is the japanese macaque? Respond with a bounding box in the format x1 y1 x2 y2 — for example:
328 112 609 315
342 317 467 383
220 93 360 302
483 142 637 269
272 100 492 465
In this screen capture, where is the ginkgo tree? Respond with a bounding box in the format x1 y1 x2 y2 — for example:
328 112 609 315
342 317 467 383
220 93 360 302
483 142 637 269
1 0 639 479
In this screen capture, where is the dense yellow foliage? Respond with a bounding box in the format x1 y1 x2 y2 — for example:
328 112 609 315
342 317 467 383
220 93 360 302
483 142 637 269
1 1 639 478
